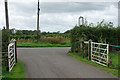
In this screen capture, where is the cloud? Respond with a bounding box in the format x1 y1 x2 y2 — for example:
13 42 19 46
0 1 118 32
80 4 118 26
4 0 119 2
40 2 118 14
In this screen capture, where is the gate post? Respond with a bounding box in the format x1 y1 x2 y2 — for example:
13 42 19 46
88 39 92 60
14 40 17 63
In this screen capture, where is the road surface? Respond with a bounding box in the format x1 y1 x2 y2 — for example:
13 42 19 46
18 47 116 78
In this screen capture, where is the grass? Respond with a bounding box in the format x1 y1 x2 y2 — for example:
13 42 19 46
2 59 25 79
109 53 119 69
17 41 70 47
68 52 118 77
0 66 1 80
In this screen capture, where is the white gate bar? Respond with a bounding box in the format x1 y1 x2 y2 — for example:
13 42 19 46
84 41 88 44
92 54 107 60
93 47 107 51
92 42 108 45
92 51 107 55
91 60 107 66
107 44 109 67
91 42 93 60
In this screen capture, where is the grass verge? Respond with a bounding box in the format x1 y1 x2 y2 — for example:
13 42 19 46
2 59 25 79
68 52 118 77
17 41 70 47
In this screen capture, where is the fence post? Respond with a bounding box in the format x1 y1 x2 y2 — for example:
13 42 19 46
88 39 92 60
14 40 17 63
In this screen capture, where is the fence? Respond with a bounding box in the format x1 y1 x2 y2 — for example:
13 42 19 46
8 39 17 72
84 40 109 67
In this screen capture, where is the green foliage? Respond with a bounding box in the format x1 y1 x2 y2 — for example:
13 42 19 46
2 59 25 78
109 51 119 69
17 41 70 47
10 29 70 41
70 22 120 55
2 29 9 52
70 20 120 72
70 25 89 57
40 36 67 44
0 30 1 42
2 29 10 73
10 29 70 46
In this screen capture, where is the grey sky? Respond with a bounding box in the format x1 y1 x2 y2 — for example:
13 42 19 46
0 0 119 32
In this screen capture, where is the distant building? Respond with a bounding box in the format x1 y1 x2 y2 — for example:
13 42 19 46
12 28 16 34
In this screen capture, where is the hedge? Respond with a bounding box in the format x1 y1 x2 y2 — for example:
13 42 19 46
70 25 120 55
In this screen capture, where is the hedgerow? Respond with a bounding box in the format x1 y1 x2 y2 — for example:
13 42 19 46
70 22 120 57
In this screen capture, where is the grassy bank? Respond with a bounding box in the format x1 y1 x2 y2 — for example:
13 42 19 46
17 41 70 47
68 52 118 77
2 60 25 79
109 53 119 69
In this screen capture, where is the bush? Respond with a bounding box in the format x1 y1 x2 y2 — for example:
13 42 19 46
2 29 9 71
70 23 120 58
40 36 63 44
2 29 9 52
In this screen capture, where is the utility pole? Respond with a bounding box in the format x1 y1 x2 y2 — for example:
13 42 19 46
37 0 40 41
5 0 10 71
5 0 9 33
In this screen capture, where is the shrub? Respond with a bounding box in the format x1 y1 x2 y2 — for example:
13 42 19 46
70 23 120 58
2 29 9 71
40 36 63 44
2 29 9 52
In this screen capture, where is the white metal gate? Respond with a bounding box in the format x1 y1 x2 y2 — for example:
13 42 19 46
91 42 109 67
8 40 16 72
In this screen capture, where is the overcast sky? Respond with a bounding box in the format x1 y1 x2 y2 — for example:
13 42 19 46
0 0 119 32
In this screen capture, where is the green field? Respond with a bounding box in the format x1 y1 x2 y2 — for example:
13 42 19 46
17 41 70 47
2 60 25 79
68 52 118 77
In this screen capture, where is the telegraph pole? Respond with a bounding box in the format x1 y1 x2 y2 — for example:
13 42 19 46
5 0 10 43
37 0 40 41
5 0 10 71
5 0 9 33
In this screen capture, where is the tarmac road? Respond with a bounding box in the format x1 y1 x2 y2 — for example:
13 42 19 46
18 47 117 78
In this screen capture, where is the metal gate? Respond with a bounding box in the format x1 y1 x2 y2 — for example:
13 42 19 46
8 40 16 72
91 42 109 67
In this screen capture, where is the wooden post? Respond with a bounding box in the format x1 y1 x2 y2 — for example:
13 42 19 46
15 40 17 63
88 39 92 60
